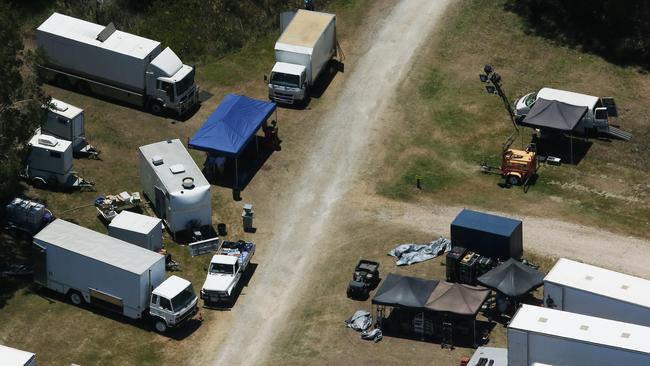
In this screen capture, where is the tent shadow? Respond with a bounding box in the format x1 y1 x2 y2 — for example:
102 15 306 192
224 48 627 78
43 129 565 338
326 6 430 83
536 133 592 166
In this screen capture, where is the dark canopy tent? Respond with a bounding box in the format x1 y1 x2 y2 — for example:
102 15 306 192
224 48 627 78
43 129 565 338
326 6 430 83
189 94 277 189
372 273 439 308
477 258 544 298
519 98 588 164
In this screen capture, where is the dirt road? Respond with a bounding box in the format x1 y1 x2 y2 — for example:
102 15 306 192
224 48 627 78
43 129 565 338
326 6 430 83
211 1 453 364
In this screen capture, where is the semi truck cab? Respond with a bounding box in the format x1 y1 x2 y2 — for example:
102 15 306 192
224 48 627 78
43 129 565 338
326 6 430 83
149 275 198 333
267 62 307 104
146 48 199 116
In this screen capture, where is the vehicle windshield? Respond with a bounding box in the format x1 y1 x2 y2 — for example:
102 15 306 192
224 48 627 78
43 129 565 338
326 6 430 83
524 92 538 107
209 262 234 275
175 69 195 96
270 72 300 88
170 285 195 311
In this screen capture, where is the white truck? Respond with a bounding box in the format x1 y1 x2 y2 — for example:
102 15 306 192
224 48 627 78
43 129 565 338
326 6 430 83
201 240 256 305
41 98 99 158
544 258 650 327
0 344 36 366
33 219 198 333
508 304 650 366
267 10 338 105
514 87 631 140
36 13 199 116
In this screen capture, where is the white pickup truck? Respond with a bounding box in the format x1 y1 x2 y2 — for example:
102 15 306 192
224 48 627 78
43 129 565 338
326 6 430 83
200 240 255 305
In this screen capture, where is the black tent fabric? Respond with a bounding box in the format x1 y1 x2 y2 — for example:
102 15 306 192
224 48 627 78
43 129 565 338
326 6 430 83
372 273 439 309
477 258 544 298
520 98 588 132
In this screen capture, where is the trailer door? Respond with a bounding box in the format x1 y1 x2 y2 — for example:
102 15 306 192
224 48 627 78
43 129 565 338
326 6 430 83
32 243 47 286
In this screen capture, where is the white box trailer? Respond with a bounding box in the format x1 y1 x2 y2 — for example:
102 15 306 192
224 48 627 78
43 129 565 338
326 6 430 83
268 10 337 104
41 98 99 158
543 258 650 327
139 139 211 237
508 304 650 366
36 12 198 115
108 211 163 252
33 219 198 332
0 344 36 366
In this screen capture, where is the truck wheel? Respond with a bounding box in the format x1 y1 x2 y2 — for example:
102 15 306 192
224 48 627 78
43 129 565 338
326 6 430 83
153 318 168 333
506 175 521 186
76 81 90 94
55 74 70 89
32 177 46 189
149 101 164 115
68 290 84 306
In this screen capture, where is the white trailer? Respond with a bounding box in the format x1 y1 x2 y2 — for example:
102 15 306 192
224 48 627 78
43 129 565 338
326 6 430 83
267 10 337 104
108 211 163 252
0 344 36 366
543 258 650 327
139 139 211 237
36 13 198 116
508 304 650 366
41 98 99 158
33 219 198 332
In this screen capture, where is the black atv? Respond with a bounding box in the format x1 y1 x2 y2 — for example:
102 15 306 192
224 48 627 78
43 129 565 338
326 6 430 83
346 260 380 300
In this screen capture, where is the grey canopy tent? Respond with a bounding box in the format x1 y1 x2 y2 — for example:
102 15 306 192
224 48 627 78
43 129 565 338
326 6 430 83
477 258 544 298
372 273 439 308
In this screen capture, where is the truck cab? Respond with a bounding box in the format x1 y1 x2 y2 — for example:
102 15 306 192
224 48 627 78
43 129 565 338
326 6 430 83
149 275 198 333
268 62 307 104
146 47 199 116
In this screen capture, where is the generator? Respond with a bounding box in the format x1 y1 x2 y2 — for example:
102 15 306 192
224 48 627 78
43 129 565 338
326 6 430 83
446 246 467 283
459 252 480 285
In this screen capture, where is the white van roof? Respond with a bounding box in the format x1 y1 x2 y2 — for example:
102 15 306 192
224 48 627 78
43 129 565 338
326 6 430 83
537 88 599 109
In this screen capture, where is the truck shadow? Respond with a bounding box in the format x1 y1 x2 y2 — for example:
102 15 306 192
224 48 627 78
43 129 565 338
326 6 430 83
202 262 258 311
309 60 343 100
535 133 592 166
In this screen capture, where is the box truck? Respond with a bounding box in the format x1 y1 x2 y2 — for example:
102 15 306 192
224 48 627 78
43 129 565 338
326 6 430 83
33 219 198 333
543 258 650 327
0 344 36 366
41 98 99 158
267 10 338 104
139 139 212 238
36 13 199 116
508 304 650 366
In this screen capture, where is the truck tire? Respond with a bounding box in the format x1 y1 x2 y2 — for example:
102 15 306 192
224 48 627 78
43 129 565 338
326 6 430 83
76 80 91 94
153 318 168 333
55 74 70 89
68 290 84 306
149 101 164 115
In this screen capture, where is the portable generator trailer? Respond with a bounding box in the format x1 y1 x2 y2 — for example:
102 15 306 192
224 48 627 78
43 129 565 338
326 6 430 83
41 98 99 159
23 132 94 190
5 197 55 236
139 139 213 241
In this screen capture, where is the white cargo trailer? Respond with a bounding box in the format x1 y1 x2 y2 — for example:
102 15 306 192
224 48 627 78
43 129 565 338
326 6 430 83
267 10 337 104
108 211 163 252
36 13 198 116
0 344 36 366
33 219 198 332
41 98 99 158
139 139 211 237
543 258 650 327
508 304 650 366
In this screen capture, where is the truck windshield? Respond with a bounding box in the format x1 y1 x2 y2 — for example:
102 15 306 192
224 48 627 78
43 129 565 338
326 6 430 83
209 263 234 275
270 72 300 88
170 285 195 311
175 69 195 96
524 92 538 107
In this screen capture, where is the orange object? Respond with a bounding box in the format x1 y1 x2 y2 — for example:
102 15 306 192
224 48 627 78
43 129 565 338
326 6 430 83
460 356 471 366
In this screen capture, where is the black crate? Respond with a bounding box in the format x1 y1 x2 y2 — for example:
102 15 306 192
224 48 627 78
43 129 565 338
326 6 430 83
446 246 467 283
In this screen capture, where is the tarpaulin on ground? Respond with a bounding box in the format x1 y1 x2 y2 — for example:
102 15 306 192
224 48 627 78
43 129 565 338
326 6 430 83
477 258 544 298
520 98 587 132
189 94 276 157
388 237 451 266
372 273 439 309
345 310 372 331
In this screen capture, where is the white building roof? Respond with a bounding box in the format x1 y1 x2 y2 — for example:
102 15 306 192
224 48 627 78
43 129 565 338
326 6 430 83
139 139 209 195
152 275 190 299
47 98 83 120
34 219 163 275
276 9 335 52
537 88 600 109
29 132 71 153
109 211 161 234
0 344 35 366
37 12 159 60
545 258 650 309
509 304 650 355
272 62 306 76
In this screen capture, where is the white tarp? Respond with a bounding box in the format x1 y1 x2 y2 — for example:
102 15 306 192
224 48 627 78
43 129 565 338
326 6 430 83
388 237 451 266
345 310 383 343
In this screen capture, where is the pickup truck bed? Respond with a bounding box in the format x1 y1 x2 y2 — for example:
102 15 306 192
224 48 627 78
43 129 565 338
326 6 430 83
218 240 255 269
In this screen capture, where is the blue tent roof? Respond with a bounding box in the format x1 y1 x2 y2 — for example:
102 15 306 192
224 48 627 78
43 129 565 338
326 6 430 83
189 94 276 157
451 209 521 237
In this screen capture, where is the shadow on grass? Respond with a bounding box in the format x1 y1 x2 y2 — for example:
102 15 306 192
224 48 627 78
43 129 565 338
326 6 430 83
536 133 592 166
202 262 258 311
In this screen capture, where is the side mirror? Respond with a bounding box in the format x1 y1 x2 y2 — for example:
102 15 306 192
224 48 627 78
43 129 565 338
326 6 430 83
264 75 268 82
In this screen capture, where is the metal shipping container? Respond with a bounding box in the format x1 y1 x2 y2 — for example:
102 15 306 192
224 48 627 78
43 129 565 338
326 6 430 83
451 209 523 260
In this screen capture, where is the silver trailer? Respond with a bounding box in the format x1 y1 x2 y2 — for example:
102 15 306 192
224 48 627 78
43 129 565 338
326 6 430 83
33 219 198 332
41 99 99 158
544 258 650 327
139 139 212 237
0 344 36 366
508 304 650 366
109 211 163 252
36 13 199 116
267 10 338 104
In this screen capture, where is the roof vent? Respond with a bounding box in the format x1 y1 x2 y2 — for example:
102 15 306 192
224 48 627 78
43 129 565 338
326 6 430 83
579 325 589 331
38 135 58 147
170 164 185 174
96 22 116 42
584 275 594 281
621 284 629 290
621 332 631 339
537 317 548 323
152 155 163 166
182 177 195 189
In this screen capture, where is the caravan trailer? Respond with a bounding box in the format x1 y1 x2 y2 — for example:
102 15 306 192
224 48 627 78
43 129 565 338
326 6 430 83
139 139 211 237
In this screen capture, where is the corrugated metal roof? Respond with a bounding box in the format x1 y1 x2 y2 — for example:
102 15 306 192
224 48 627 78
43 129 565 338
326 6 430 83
37 12 159 59
509 305 650 354
277 9 335 50
139 139 209 194
109 211 161 234
451 209 521 236
545 258 650 309
34 219 163 275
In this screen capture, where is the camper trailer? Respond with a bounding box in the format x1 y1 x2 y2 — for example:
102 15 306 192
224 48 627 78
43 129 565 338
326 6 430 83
139 139 211 238
41 98 98 158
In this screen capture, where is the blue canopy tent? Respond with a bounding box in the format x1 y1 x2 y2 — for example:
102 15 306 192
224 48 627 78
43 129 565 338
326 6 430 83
189 94 277 190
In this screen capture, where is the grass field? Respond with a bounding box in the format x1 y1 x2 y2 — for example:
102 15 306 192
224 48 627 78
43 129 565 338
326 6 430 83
376 0 650 239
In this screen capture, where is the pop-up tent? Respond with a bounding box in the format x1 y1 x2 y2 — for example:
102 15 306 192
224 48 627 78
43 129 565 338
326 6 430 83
477 258 544 298
372 273 439 309
189 94 276 190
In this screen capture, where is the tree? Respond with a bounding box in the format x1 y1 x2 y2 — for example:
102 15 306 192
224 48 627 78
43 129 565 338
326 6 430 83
0 2 49 202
